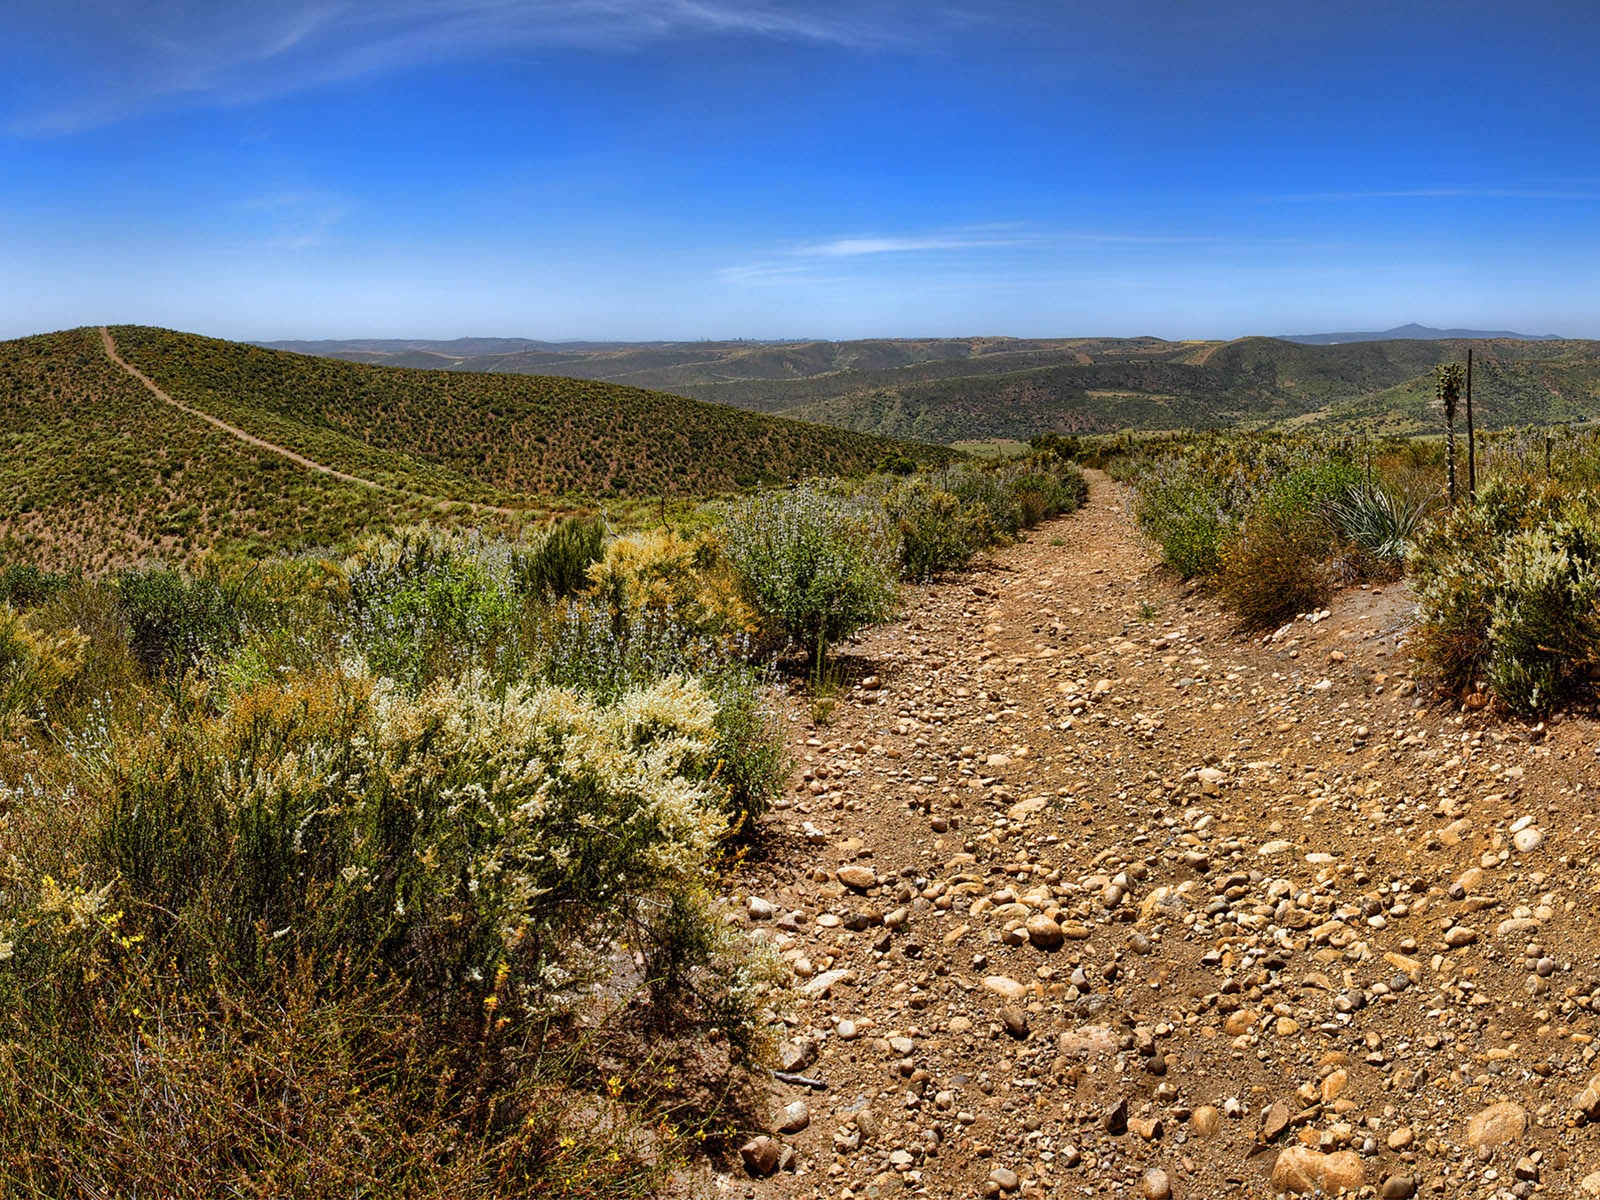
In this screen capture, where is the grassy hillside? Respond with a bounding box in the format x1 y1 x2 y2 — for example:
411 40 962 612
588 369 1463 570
0 328 471 570
270 332 1600 442
0 326 956 570
114 327 955 498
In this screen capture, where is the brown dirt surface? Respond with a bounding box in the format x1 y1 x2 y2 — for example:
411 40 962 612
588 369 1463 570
713 469 1600 1199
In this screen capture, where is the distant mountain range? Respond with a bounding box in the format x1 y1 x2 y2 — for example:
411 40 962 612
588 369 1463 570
257 330 1600 443
1279 323 1562 345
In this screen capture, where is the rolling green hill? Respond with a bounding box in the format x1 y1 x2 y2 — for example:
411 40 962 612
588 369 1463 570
268 332 1600 442
0 327 956 569
0 328 464 570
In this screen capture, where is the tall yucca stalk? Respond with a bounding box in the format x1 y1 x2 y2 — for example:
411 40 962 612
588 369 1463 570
1436 363 1465 506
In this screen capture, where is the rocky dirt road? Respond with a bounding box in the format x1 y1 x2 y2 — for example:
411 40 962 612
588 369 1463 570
721 469 1600 1200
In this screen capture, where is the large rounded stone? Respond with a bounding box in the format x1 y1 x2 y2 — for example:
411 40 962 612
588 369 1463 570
836 865 876 891
1466 1101 1527 1152
1025 914 1064 949
1271 1147 1364 1196
740 1135 782 1177
775 1100 810 1134
983 975 1029 1002
1139 1167 1173 1199
1575 1073 1600 1120
1319 1152 1365 1195
1271 1147 1324 1195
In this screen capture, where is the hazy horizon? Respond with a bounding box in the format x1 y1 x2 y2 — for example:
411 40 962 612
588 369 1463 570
6 1 1599 342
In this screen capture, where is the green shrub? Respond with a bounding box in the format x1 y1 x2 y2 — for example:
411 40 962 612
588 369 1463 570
1485 524 1600 712
1411 478 1600 711
1006 468 1082 527
701 663 788 828
0 607 86 736
880 460 1086 580
0 564 73 609
1029 432 1082 462
344 531 524 690
1258 459 1362 523
514 516 605 600
724 483 899 667
532 600 785 825
1408 483 1528 694
884 481 980 579
1 663 747 1193
115 565 241 685
1411 552 1497 695
946 468 1024 541
92 666 732 997
1136 467 1234 578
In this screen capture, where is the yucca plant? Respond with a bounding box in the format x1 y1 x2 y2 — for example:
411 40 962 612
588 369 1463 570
1437 363 1465 505
1330 484 1433 561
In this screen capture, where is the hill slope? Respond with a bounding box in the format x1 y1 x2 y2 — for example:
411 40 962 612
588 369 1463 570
113 327 954 498
0 327 955 569
0 328 463 570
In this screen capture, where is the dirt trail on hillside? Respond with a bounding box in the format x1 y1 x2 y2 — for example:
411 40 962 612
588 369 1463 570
98 327 527 515
719 469 1600 1200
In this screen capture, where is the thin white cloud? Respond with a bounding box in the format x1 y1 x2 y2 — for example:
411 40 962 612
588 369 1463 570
715 262 819 285
717 226 1039 287
717 224 1387 289
10 0 947 134
792 233 1036 257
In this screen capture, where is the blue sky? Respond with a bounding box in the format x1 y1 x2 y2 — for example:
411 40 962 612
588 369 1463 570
4 0 1599 340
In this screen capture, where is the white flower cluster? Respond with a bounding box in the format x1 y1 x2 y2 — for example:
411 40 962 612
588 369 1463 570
361 667 727 952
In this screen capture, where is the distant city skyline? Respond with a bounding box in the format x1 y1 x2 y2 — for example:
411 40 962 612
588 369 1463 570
5 1 1599 341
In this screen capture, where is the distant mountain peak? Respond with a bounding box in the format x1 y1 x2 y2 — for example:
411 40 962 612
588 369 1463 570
1279 323 1561 345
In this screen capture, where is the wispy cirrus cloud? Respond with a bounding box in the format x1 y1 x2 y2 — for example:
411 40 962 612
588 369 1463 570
6 0 959 135
792 231 1037 257
717 225 1040 286
717 224 1240 286
713 224 1350 292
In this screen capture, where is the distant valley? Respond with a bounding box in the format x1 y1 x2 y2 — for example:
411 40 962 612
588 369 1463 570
263 329 1600 443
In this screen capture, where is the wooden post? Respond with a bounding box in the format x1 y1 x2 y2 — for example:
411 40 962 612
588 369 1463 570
1465 348 1476 502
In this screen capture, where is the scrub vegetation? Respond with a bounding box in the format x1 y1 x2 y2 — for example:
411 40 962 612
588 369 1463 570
0 425 1086 1193
1123 425 1600 714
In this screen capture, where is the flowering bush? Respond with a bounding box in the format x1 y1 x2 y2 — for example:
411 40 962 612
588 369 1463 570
343 529 525 690
0 606 85 737
88 663 732 1008
1411 478 1600 712
586 526 757 637
724 482 900 666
